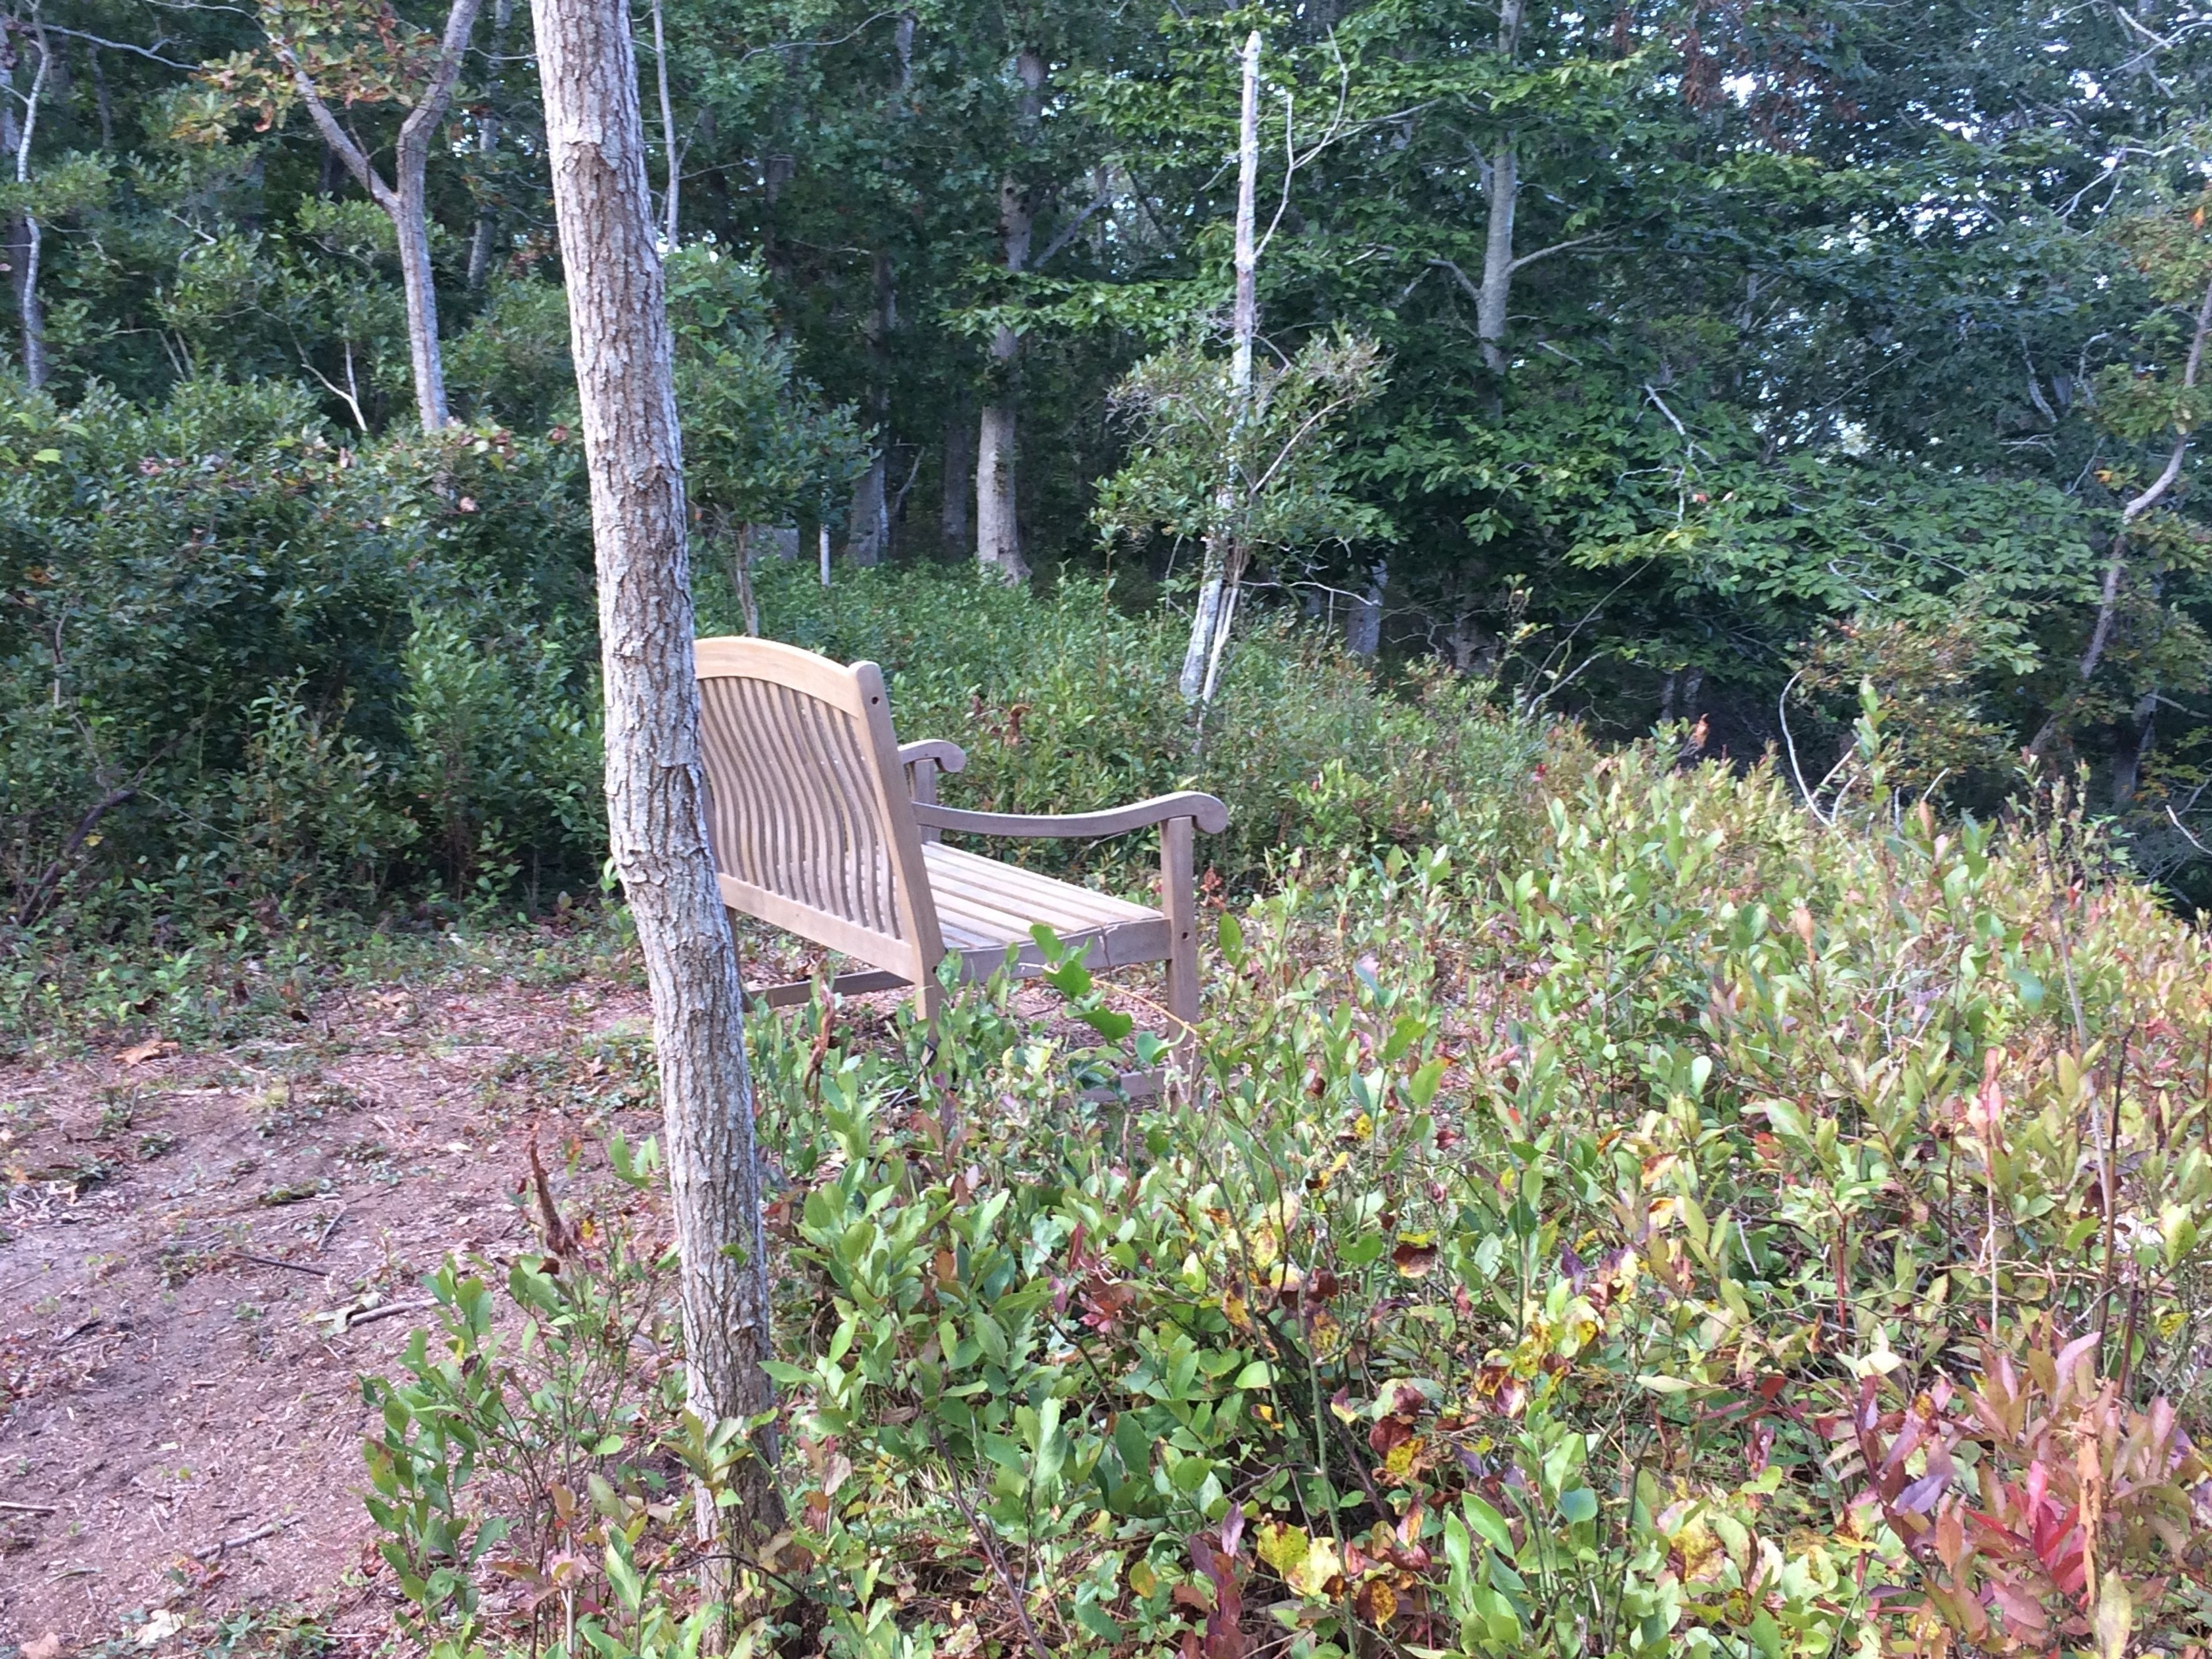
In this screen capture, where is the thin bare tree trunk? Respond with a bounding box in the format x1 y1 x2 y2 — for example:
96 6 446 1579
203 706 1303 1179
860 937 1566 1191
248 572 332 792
467 0 517 290
2029 268 2212 762
649 0 679 243
531 0 781 1548
975 46 1043 582
1179 29 1260 705
5 24 52 390
1476 0 1523 374
278 0 483 432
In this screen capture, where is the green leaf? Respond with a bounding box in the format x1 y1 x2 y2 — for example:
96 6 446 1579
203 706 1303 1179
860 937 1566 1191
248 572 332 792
1461 1494 1514 1555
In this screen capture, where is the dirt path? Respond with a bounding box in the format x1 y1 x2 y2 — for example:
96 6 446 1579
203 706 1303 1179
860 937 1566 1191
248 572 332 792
0 970 656 1650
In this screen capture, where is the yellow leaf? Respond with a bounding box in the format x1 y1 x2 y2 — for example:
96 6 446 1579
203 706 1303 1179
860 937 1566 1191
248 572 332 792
2094 1572 2131 1659
1256 1521 1344 1598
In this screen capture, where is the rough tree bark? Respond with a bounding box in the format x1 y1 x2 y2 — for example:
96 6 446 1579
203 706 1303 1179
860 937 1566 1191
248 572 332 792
278 0 484 433
2028 268 2212 765
4 21 52 389
465 0 517 291
1178 29 1260 705
531 0 781 1540
975 46 1044 582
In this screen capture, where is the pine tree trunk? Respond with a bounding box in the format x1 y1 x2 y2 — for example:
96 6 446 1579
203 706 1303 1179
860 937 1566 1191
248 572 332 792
975 46 1043 582
531 0 781 1542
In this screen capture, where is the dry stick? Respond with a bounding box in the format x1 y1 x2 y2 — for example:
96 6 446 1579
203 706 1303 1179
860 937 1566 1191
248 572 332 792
0 1501 58 1514
194 1519 287 1560
928 1426 1054 1659
229 1249 332 1278
339 1299 433 1330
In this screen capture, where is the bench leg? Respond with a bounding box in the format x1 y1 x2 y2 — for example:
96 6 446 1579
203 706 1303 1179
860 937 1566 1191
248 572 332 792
1161 816 1199 1054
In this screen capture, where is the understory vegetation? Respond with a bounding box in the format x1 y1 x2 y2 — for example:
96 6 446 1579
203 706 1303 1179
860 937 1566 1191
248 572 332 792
0 526 1542 1043
358 715 2212 1658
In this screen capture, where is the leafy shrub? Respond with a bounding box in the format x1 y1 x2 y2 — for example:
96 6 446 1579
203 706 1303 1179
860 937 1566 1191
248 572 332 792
0 377 603 961
724 560 1557 889
359 713 2212 1659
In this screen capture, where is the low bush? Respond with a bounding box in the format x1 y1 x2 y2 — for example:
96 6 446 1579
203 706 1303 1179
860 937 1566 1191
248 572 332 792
719 559 1556 889
361 713 2212 1658
2 461 1548 1044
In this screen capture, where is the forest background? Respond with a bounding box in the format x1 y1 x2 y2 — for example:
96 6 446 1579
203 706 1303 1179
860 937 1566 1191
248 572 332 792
9 0 2212 971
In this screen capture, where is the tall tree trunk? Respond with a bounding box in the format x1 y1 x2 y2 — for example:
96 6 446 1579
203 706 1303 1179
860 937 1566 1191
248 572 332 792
279 0 483 433
531 0 781 1544
467 0 517 290
393 170 452 430
5 27 52 390
1179 30 1260 706
975 46 1043 582
940 393 973 550
845 251 894 566
1476 0 1523 375
649 0 679 242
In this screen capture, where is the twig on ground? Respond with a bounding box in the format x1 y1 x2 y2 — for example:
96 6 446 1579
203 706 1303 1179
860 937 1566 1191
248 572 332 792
328 1299 433 1331
0 1501 58 1514
194 1519 287 1560
230 1249 332 1278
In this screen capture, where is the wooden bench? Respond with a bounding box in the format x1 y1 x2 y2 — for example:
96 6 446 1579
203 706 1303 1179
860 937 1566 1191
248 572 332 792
694 637 1228 1029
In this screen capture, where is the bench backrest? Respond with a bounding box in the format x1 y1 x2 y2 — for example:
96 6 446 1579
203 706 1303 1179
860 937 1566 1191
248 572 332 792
693 637 944 986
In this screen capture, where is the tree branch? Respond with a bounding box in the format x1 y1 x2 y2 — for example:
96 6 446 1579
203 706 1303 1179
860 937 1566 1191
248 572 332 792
395 0 486 173
1031 183 1114 270
272 43 390 207
2032 266 2212 759
40 25 193 69
1508 230 1605 274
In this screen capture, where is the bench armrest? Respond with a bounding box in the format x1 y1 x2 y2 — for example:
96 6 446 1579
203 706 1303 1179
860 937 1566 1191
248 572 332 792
910 791 1229 839
897 738 968 777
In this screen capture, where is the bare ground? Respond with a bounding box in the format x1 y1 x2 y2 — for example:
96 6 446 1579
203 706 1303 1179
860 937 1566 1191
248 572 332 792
0 960 664 1653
